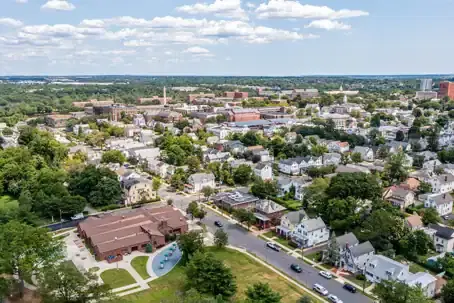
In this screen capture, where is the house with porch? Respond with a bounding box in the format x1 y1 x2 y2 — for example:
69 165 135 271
276 210 308 238
291 217 330 248
185 173 216 194
254 200 287 229
425 193 453 216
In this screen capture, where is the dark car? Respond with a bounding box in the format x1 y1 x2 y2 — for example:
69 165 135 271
343 283 357 293
290 264 302 273
214 221 223 227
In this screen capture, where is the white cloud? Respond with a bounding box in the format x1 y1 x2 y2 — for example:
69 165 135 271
80 19 105 28
0 18 23 27
16 0 28 3
246 2 255 8
164 50 173 55
41 0 75 11
176 0 248 20
20 24 104 39
305 19 351 31
123 40 153 47
184 46 210 54
255 0 368 20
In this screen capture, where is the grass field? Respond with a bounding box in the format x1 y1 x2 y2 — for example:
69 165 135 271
100 268 136 289
124 247 315 303
131 256 150 279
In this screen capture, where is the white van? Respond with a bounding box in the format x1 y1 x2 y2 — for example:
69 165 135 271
313 283 329 296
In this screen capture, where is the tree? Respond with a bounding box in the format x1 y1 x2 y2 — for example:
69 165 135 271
214 228 229 248
326 173 382 200
152 177 162 197
234 208 256 230
37 261 114 303
395 130 405 141
303 177 329 206
418 181 432 194
89 177 122 207
376 146 389 159
370 114 381 127
441 279 454 303
201 186 214 201
374 280 431 303
245 282 281 303
194 208 207 221
0 221 63 297
351 152 362 163
233 164 253 185
145 243 153 253
427 126 440 152
177 231 205 264
385 151 409 184
399 230 433 261
101 150 126 164
422 207 441 225
250 179 278 199
167 198 173 206
187 156 201 174
186 251 237 299
324 233 340 265
298 296 313 303
186 201 199 220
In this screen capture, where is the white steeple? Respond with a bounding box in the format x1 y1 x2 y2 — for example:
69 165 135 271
343 94 348 104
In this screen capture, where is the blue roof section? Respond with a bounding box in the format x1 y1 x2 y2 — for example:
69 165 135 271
234 120 273 127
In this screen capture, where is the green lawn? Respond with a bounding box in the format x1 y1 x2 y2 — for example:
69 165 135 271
131 256 150 279
305 252 321 262
124 247 317 303
344 275 372 289
262 231 276 238
100 268 136 289
273 237 295 250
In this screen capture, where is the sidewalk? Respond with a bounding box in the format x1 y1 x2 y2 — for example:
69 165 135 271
228 245 328 303
201 202 376 298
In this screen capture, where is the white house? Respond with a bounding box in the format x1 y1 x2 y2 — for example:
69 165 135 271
427 173 454 194
278 159 301 175
425 193 453 217
291 217 330 248
335 233 375 274
185 173 216 194
353 146 374 162
425 224 454 253
254 163 273 181
122 178 155 205
148 160 169 179
322 153 342 166
364 255 436 298
327 141 350 154
423 159 442 172
276 210 308 238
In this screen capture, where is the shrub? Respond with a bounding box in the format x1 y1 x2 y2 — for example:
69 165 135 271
356 274 366 281
100 204 122 211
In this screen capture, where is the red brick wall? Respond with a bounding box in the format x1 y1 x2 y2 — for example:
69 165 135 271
234 92 248 99
230 112 260 122
440 82 454 99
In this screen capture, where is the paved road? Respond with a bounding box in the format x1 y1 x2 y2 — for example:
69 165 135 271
203 212 374 303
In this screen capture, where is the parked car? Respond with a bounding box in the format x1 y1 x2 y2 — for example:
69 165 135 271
313 283 329 296
319 271 333 279
328 294 343 303
343 283 357 293
214 221 223 227
266 242 281 252
290 264 302 273
71 213 84 220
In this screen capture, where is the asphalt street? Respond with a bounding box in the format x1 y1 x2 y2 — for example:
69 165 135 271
203 212 374 303
158 185 373 303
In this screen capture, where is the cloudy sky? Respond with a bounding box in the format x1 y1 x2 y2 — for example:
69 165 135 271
1 0 453 76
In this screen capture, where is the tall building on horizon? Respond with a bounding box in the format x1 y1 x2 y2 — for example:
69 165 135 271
420 79 433 91
439 81 454 100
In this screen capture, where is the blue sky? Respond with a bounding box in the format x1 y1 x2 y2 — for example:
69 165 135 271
1 0 453 76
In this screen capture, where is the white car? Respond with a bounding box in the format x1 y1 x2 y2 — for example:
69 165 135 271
328 294 343 303
319 271 333 279
313 283 329 296
266 242 281 252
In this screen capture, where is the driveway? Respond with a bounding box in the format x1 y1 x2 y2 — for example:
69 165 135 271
203 211 374 303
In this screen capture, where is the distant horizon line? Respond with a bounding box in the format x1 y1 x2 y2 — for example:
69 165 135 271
0 73 453 78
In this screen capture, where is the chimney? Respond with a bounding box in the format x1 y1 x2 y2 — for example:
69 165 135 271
446 176 448 182
444 194 446 199
163 86 167 105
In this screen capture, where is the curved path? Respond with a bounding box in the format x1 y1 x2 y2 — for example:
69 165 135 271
146 242 182 280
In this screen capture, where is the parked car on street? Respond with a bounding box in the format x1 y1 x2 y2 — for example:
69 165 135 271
313 283 329 296
214 221 223 227
266 242 281 252
328 294 343 303
343 283 357 293
319 271 333 279
290 263 302 273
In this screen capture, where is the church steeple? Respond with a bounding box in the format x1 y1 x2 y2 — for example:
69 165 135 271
343 94 348 104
